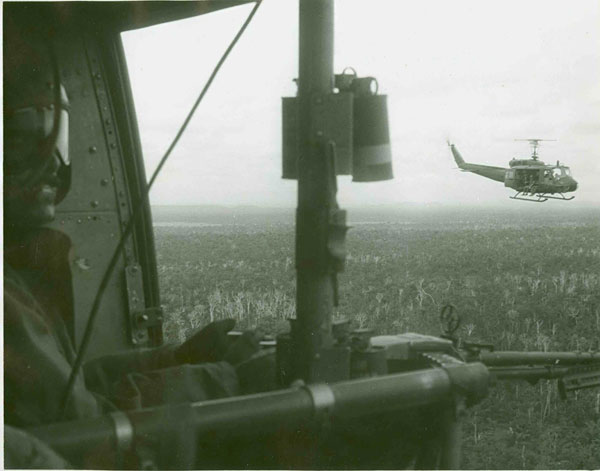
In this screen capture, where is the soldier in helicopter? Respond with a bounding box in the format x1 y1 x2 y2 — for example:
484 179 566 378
3 30 270 468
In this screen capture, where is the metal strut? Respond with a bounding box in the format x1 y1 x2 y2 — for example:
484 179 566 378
294 0 337 383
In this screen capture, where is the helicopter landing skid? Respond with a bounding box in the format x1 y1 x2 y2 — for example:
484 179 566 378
510 192 575 202
539 193 575 201
510 192 548 203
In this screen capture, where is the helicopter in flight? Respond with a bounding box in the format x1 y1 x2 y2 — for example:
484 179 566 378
448 139 578 202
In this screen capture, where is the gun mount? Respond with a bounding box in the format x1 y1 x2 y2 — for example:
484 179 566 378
28 358 489 469
27 317 599 468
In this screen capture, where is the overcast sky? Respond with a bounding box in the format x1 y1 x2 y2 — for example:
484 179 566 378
122 0 599 207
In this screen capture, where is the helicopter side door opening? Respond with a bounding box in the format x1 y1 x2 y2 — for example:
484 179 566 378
5 2 597 469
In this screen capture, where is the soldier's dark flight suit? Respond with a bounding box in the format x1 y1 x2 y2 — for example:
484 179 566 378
4 228 240 467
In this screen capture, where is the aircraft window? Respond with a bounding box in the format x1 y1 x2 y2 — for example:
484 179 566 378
552 168 562 178
563 167 571 176
121 6 295 209
121 7 296 341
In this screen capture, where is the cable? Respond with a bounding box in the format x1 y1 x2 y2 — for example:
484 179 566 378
59 0 263 418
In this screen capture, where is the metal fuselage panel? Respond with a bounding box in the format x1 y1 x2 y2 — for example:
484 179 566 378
459 163 505 183
47 29 138 359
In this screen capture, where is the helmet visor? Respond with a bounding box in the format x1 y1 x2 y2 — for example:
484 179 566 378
53 108 69 166
4 106 69 172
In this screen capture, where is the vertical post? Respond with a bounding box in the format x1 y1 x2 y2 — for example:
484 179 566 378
295 0 335 382
439 407 462 470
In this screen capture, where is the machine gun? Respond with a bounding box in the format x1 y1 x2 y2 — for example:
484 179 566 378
458 344 600 399
435 304 600 399
28 316 600 468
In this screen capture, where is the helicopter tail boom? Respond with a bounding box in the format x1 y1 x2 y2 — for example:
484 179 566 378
448 143 506 183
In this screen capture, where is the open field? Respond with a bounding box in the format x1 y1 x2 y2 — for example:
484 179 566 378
153 205 600 469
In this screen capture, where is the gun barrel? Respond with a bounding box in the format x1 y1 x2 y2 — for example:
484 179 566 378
488 366 572 381
479 351 600 367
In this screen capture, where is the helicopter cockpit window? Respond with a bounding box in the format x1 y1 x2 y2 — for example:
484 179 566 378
562 167 572 176
551 168 562 178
